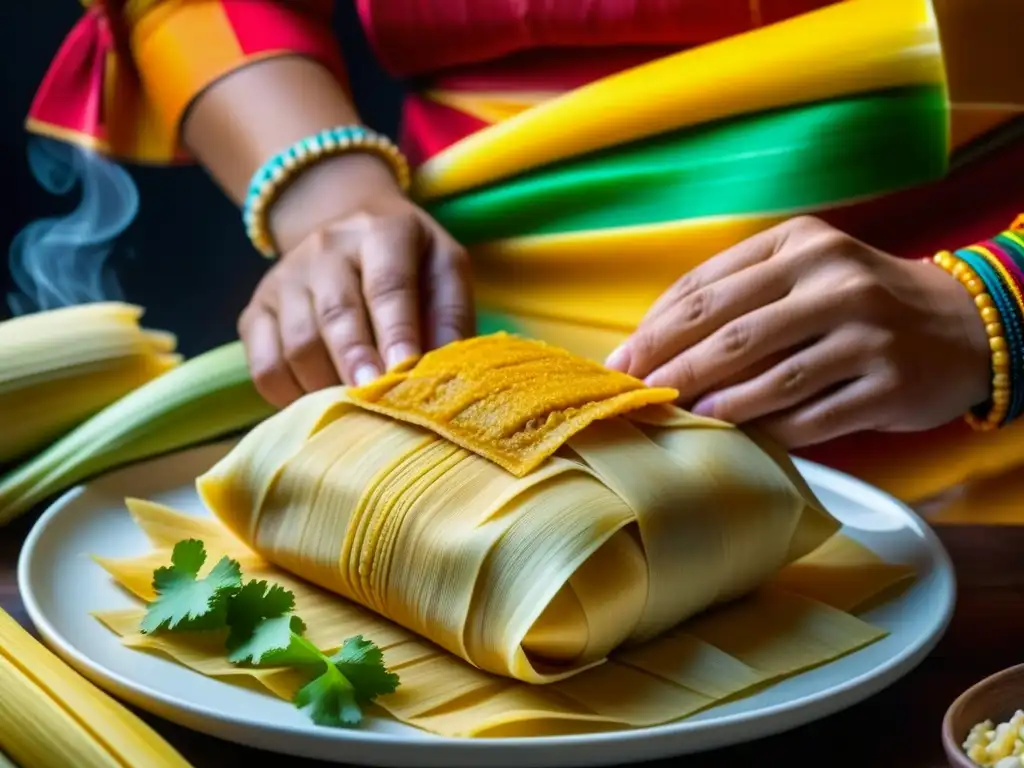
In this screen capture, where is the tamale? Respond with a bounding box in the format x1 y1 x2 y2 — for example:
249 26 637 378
194 334 845 681
94 335 914 736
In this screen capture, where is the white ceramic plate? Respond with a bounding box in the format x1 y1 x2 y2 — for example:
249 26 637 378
18 441 955 767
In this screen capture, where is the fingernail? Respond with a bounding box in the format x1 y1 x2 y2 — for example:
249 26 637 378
691 397 716 417
386 344 419 370
604 344 630 371
353 364 380 386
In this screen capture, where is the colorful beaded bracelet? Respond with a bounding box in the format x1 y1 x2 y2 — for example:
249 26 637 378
958 247 1024 426
242 125 412 258
931 250 1012 430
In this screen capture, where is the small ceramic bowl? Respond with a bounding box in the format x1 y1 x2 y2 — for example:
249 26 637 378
944 663 1024 767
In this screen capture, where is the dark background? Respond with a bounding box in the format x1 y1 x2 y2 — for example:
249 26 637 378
0 2 404 355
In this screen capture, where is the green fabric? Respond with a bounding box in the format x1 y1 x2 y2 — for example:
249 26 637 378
428 86 949 245
475 309 521 336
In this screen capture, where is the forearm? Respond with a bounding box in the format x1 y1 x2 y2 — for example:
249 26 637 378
115 0 395 251
182 57 401 252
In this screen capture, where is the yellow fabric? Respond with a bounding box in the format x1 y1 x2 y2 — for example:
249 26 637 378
414 0 943 200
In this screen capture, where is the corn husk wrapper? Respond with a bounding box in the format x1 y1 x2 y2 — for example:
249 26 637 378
96 335 914 736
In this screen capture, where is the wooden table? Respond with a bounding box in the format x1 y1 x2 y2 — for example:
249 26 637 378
3 499 1022 768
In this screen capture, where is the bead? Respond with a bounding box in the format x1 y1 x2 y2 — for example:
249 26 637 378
994 390 1011 405
982 306 1001 323
994 351 1010 367
986 322 1004 336
994 373 1011 388
976 294 994 309
991 337 1008 353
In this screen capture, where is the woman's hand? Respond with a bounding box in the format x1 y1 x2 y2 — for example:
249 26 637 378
606 216 992 447
238 174 473 408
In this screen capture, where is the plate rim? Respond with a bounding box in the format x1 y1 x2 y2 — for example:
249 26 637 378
16 443 957 764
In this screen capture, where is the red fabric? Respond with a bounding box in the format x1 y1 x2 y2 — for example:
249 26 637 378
400 95 489 168
220 0 346 84
821 134 1024 259
357 0 842 77
27 7 112 142
429 46 679 92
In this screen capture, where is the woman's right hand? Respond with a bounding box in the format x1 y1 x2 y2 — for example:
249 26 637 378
238 184 473 408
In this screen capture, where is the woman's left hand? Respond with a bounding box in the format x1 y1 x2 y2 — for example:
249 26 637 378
605 216 993 448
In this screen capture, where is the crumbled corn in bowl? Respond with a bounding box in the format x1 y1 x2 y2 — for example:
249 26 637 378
964 710 1024 767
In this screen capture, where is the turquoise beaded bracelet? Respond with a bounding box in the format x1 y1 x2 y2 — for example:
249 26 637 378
242 125 412 258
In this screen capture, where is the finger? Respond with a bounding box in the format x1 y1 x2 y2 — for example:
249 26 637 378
421 228 474 349
756 374 885 448
275 283 342 392
309 252 383 386
717 348 790 390
360 220 424 369
624 260 793 379
238 306 305 408
636 220 795 326
641 281 825 400
690 328 867 424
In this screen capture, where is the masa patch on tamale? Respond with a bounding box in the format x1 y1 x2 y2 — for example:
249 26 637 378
347 333 679 477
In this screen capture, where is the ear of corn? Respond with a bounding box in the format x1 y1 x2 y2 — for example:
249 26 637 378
0 303 180 466
0 607 193 768
0 340 274 526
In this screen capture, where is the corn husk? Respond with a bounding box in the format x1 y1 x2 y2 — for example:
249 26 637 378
92 334 914 737
195 335 846 680
0 341 273 526
97 487 911 737
0 302 179 466
0 607 192 768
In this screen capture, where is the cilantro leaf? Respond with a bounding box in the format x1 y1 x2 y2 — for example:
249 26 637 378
225 579 297 653
140 540 242 634
140 540 401 729
295 664 364 727
292 635 400 727
331 636 401 703
228 614 310 665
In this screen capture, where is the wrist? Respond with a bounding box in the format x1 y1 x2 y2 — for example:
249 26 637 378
269 152 406 254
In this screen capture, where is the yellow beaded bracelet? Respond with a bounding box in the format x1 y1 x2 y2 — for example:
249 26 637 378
931 250 1011 431
243 126 412 258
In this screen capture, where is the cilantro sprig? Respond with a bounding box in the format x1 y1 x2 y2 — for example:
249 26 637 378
140 539 400 727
